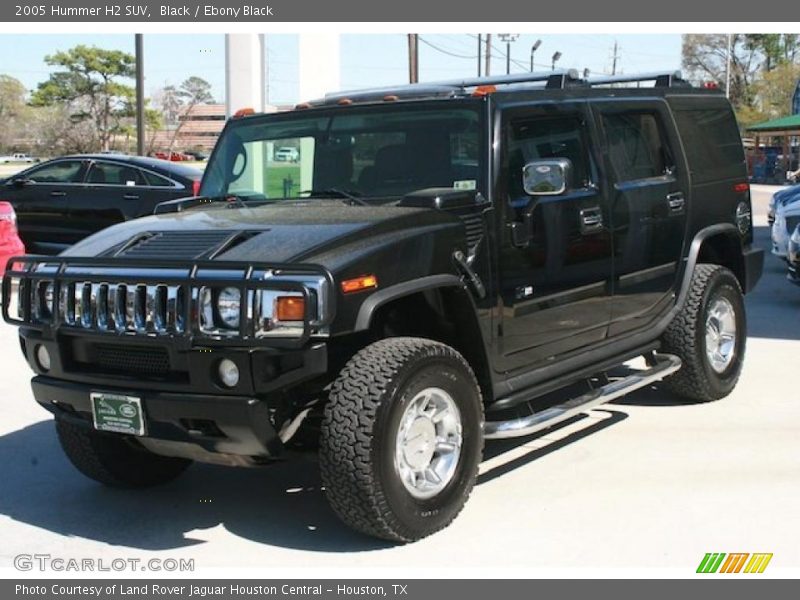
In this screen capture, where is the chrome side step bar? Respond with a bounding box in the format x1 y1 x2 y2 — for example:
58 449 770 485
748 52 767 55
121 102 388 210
483 353 682 440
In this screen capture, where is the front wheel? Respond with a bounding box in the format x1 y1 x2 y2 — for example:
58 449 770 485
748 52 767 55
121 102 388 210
661 264 746 401
320 337 484 542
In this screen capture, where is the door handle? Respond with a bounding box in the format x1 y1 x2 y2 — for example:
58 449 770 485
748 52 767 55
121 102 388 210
666 192 685 213
123 194 140 200
579 206 604 232
50 191 66 198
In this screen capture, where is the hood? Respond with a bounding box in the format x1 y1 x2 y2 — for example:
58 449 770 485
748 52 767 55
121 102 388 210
63 200 460 265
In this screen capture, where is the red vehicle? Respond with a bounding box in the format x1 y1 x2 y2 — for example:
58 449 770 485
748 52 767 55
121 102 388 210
0 202 25 276
153 151 192 162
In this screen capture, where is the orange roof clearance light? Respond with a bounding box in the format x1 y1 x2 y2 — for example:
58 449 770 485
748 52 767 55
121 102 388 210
472 85 497 97
337 98 354 106
233 107 256 118
341 275 379 294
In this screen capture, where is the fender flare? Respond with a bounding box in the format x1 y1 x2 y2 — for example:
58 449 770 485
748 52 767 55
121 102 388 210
353 274 465 332
677 223 741 310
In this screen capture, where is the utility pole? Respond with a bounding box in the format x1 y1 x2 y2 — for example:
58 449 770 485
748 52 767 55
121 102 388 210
485 34 492 77
135 33 145 156
498 33 519 75
408 34 419 83
611 39 620 76
477 34 482 77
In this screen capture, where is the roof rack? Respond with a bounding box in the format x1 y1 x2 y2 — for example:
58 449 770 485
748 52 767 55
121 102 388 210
317 70 691 106
585 71 689 88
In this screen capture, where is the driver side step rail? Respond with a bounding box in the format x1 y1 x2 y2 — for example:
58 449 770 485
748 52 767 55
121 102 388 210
483 353 682 440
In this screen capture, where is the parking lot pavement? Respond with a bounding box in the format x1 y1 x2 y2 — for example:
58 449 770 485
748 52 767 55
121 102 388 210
0 186 797 574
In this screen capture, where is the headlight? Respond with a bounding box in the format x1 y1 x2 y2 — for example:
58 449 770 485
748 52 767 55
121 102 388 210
199 286 241 333
217 287 241 328
791 226 800 245
735 201 751 236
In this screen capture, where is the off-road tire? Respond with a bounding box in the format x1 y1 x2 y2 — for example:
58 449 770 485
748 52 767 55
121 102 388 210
320 337 484 542
661 264 746 401
56 418 192 488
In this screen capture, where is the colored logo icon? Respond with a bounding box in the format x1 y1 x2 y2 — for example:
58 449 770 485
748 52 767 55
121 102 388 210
697 553 773 573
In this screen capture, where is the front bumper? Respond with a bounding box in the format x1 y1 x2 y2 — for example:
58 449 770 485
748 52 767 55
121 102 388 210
33 376 284 464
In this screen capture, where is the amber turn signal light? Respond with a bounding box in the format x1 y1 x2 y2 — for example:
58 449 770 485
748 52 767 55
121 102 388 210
275 296 305 321
341 275 378 294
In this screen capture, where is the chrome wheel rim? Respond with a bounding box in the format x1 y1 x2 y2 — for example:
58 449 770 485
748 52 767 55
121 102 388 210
705 297 737 374
394 387 463 500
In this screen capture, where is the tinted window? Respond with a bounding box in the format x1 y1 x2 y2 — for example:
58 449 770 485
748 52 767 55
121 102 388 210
141 170 174 187
603 113 671 181
27 161 84 183
506 116 591 197
202 106 483 200
672 108 745 183
87 162 145 186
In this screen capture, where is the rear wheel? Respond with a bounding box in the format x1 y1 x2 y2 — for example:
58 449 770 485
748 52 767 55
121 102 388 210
56 419 192 488
661 264 746 401
320 337 484 542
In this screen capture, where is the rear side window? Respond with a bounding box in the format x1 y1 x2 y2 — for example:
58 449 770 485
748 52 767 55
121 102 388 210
603 113 672 181
672 108 745 183
141 170 175 187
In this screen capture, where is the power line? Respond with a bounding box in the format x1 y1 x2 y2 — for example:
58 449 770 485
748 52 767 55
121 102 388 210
418 36 476 60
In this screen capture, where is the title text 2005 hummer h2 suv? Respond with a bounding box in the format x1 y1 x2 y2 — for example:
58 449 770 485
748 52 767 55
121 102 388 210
3 70 764 542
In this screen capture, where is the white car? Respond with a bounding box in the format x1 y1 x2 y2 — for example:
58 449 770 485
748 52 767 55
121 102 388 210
0 153 39 164
274 147 299 162
772 200 800 258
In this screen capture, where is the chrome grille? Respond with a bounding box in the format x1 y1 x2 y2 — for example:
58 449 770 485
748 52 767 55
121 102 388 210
58 282 186 334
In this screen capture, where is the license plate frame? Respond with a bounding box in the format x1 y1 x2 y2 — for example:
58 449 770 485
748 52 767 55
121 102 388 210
90 392 146 437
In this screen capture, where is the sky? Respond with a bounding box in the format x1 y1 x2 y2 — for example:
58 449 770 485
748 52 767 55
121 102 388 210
0 33 682 106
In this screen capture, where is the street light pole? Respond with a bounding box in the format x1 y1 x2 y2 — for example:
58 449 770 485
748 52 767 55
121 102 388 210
529 39 542 71
725 33 733 99
551 51 562 71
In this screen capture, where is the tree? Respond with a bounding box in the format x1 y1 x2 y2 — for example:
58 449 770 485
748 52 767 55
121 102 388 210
0 75 28 151
31 45 135 151
737 62 800 130
164 76 214 153
682 34 761 109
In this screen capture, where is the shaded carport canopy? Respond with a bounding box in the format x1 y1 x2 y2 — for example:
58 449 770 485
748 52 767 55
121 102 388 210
747 114 800 136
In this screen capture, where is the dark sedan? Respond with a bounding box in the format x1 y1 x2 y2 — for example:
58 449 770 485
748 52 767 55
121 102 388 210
0 154 202 254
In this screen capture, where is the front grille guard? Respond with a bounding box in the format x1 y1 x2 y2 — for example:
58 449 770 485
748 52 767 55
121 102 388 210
2 256 335 349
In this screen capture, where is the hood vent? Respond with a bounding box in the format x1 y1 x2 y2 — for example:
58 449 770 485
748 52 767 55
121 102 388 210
109 230 255 261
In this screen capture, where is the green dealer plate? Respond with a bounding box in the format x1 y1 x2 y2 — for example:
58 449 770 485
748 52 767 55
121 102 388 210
90 393 145 436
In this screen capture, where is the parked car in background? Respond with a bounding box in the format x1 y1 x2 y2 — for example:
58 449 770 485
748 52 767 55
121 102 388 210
767 183 800 226
0 201 25 276
772 198 800 259
274 146 299 162
0 153 40 164
184 151 208 161
0 155 202 254
152 151 193 162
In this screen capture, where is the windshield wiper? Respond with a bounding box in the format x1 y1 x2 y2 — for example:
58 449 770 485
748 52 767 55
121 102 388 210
301 188 369 206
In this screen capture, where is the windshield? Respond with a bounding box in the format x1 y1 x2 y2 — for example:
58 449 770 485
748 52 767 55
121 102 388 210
201 103 484 201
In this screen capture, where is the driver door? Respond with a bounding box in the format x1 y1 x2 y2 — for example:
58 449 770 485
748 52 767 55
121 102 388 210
495 104 614 372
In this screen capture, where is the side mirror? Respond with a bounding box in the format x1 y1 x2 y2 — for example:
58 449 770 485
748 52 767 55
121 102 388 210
10 178 32 188
522 158 572 196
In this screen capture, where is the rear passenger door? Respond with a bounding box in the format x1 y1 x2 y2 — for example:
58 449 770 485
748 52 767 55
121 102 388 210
593 102 689 335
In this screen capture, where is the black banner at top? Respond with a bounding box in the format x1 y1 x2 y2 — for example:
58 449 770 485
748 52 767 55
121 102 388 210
0 0 794 22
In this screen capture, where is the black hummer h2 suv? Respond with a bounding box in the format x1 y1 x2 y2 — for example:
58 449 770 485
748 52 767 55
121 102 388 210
3 70 764 542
